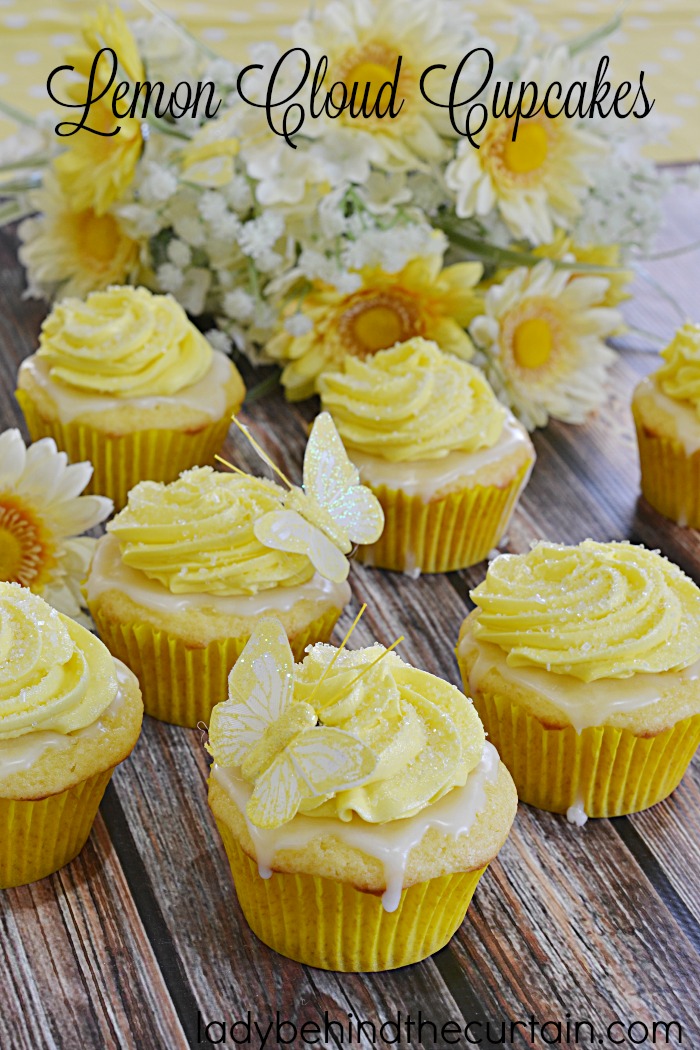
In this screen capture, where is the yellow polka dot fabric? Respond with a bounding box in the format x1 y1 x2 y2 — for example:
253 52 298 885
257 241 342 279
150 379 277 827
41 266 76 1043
0 0 697 161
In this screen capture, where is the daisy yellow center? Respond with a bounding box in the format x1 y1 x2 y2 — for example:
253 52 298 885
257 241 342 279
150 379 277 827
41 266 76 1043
77 211 119 265
0 499 49 587
339 291 421 356
513 317 553 369
335 42 410 120
503 122 549 175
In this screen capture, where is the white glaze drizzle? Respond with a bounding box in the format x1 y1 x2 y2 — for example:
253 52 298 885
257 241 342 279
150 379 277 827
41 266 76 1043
212 741 500 913
566 800 588 827
635 376 700 457
459 634 700 734
87 534 351 615
18 349 236 425
0 660 131 777
349 414 534 500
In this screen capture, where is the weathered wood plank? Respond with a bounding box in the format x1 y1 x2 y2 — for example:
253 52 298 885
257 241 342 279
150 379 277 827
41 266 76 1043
0 817 188 1050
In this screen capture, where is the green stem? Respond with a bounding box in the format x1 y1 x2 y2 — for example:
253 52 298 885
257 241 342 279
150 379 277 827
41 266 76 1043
0 154 50 173
0 200 31 227
638 238 700 262
0 173 43 194
441 224 621 273
567 12 623 56
244 370 281 404
0 97 38 128
144 113 192 140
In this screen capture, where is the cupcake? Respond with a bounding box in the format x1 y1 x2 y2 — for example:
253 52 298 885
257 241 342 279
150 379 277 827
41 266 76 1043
317 338 535 573
0 582 143 888
632 322 700 527
456 540 700 822
16 285 246 509
207 616 517 971
87 414 384 727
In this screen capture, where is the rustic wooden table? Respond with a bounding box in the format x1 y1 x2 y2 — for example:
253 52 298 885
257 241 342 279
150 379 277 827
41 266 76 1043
1 181 700 1050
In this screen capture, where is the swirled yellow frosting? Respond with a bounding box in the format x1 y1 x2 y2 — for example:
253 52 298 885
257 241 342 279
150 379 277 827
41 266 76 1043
0 582 118 741
470 540 700 682
654 323 700 415
108 467 315 596
294 644 485 823
317 338 506 462
37 285 212 397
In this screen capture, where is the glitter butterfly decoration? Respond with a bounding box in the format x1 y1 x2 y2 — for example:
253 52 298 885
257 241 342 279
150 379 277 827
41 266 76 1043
207 617 377 829
224 412 384 584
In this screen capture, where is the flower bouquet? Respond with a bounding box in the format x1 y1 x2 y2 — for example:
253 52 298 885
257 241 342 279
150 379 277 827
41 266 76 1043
0 0 680 429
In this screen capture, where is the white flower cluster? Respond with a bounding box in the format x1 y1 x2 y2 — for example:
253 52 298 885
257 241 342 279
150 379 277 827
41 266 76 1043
9 0 679 427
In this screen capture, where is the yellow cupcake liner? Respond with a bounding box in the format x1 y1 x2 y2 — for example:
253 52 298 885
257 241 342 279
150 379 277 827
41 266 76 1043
0 767 114 889
355 462 531 573
634 419 700 528
90 604 343 727
214 816 486 971
456 668 700 817
17 388 235 510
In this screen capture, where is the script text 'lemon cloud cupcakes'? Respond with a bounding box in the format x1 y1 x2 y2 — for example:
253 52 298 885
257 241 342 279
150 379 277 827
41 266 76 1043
87 414 384 727
632 322 700 527
456 540 700 823
0 582 143 888
16 285 246 509
318 338 535 573
207 616 517 971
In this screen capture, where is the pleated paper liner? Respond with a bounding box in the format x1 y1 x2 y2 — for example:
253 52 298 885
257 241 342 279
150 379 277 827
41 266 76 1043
455 672 700 817
212 810 487 971
16 389 234 510
634 420 700 528
0 767 114 889
90 604 343 727
355 462 531 573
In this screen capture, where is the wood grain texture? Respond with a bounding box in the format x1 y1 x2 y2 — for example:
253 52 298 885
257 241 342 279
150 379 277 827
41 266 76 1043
0 179 699 1049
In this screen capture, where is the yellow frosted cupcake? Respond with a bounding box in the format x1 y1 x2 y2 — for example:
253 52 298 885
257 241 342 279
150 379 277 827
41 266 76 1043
16 285 246 509
632 323 700 527
0 582 143 888
456 540 700 823
207 616 517 971
318 338 535 573
87 414 384 727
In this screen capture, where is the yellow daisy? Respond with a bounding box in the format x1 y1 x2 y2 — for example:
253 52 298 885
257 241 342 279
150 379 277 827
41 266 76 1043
534 232 632 309
267 255 483 400
53 6 144 215
470 261 620 430
19 175 140 300
299 0 473 169
445 50 604 244
0 430 112 624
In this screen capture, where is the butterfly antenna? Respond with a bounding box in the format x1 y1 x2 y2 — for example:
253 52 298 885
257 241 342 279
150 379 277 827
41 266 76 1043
321 635 404 709
214 453 248 477
308 603 366 706
232 416 293 489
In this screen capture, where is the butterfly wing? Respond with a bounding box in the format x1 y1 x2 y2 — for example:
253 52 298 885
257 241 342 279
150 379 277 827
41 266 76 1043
289 727 377 796
303 413 384 545
246 752 304 829
254 509 350 583
208 617 294 766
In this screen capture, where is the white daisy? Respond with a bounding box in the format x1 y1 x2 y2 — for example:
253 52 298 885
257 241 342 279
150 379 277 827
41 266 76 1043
296 0 478 171
0 430 112 625
445 48 605 245
470 261 621 430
